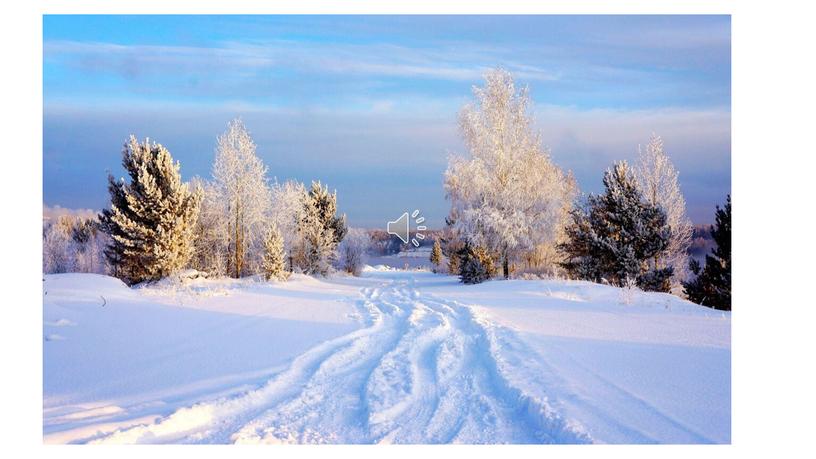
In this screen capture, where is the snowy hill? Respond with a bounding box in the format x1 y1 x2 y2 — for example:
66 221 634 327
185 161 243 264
43 268 729 444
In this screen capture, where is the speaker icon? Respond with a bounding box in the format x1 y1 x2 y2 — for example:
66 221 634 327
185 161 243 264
387 209 426 247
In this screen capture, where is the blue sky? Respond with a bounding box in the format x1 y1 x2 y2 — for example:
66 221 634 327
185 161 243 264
43 15 730 227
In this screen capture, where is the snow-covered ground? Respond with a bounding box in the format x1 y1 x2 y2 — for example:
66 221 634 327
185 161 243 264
43 267 730 444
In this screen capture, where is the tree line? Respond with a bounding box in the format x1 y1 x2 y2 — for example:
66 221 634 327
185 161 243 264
44 119 368 284
429 69 730 310
43 68 730 310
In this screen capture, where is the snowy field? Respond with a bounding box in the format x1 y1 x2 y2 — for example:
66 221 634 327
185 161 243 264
43 267 730 444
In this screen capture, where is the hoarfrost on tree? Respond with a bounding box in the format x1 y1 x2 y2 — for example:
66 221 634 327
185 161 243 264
296 181 347 276
634 134 693 290
99 136 201 285
209 118 272 278
444 68 576 279
336 227 370 276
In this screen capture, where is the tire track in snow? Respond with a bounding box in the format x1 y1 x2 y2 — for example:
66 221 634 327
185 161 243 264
90 287 397 444
89 277 589 444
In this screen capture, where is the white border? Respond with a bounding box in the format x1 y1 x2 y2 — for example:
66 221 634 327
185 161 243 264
6 0 816 458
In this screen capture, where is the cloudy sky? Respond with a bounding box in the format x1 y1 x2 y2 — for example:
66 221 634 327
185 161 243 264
43 15 730 227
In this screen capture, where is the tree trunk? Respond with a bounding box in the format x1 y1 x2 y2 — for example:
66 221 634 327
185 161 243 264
233 201 243 278
503 252 510 279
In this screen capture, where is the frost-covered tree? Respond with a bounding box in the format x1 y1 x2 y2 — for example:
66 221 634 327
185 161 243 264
337 227 369 276
560 161 673 291
210 118 272 278
270 180 308 272
297 181 347 276
430 238 443 273
440 214 465 275
635 134 693 289
43 214 108 275
43 216 74 274
261 225 288 281
99 136 201 285
683 195 731 310
444 68 576 279
70 217 107 274
189 177 229 275
458 242 496 284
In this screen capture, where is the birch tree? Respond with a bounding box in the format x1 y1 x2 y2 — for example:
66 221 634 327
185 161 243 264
270 180 308 272
337 227 369 276
43 216 74 274
444 68 576 278
190 177 229 275
634 134 694 288
210 118 271 278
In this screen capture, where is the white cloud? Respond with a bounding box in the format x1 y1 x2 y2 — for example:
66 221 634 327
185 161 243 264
44 39 560 83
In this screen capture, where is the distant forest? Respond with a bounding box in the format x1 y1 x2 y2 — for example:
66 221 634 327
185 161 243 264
689 224 717 262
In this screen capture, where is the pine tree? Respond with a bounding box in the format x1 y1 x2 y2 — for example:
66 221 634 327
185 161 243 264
560 161 673 291
99 136 201 285
458 242 496 284
430 239 443 273
297 181 347 276
683 195 731 310
261 225 288 281
440 214 464 275
447 251 461 276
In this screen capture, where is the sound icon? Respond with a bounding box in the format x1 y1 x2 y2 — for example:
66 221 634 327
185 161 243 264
387 209 426 247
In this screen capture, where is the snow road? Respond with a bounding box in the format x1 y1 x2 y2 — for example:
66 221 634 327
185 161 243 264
82 277 586 444
43 268 729 444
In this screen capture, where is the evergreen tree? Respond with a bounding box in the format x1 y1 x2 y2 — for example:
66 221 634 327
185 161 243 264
100 136 201 285
683 195 731 310
430 239 443 273
297 181 347 275
440 215 464 275
261 225 288 281
447 251 461 276
560 161 673 291
458 242 496 284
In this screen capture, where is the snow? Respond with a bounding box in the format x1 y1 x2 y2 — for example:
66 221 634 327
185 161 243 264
43 268 730 444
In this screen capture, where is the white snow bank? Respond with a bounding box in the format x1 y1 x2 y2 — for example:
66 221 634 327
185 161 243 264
430 277 730 348
43 273 363 443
